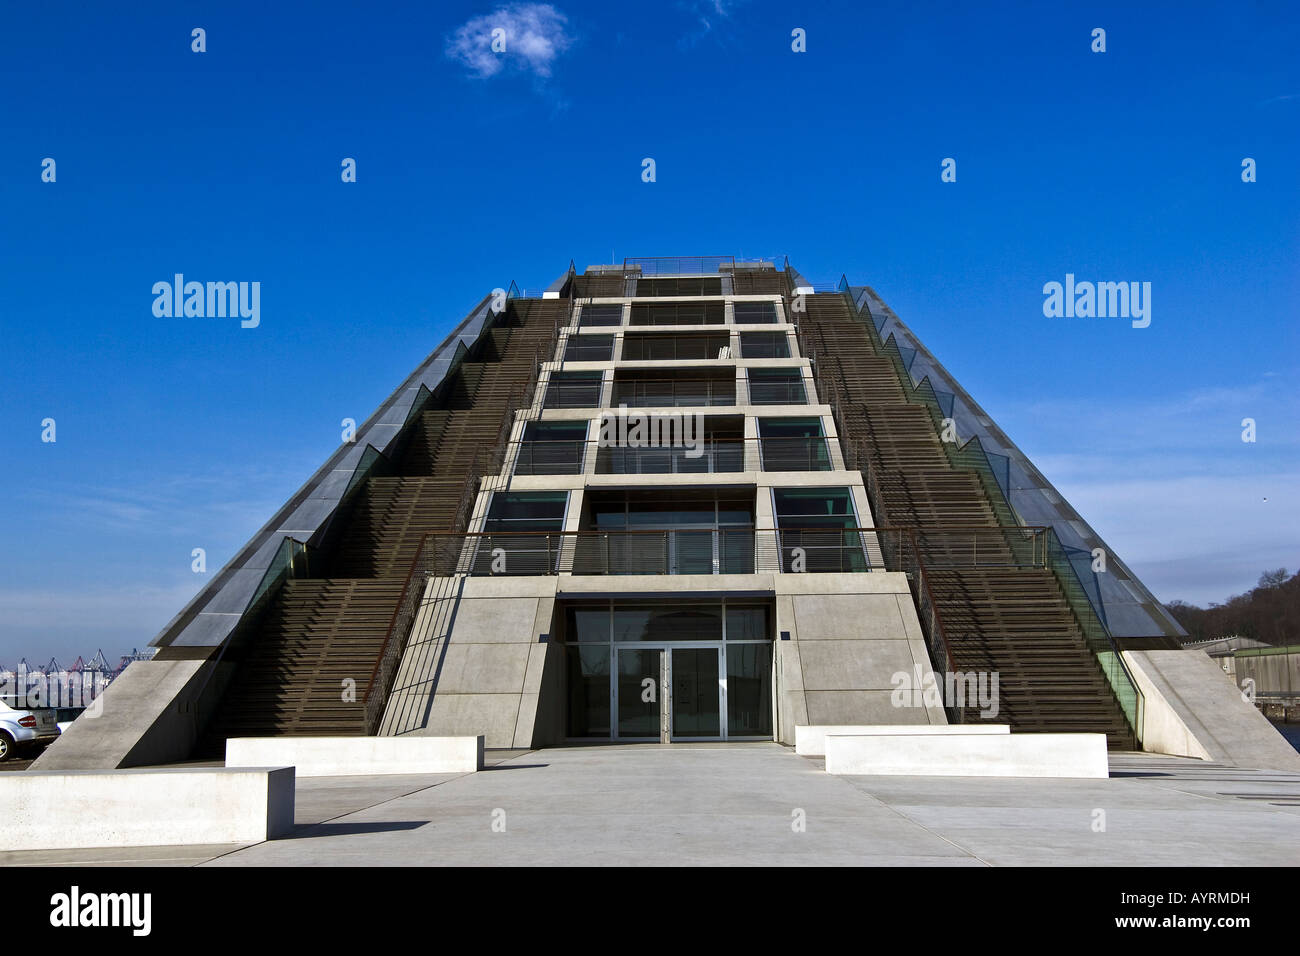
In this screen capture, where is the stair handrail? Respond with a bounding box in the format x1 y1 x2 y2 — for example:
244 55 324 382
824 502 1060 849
832 281 1143 743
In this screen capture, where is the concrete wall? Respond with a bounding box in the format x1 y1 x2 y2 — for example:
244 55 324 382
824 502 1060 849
1124 649 1300 771
774 574 946 742
1215 647 1300 698
382 569 941 748
380 576 559 748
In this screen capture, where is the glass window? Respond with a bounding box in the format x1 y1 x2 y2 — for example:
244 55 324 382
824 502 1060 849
629 302 724 326
748 368 806 405
580 304 623 327
544 371 603 409
759 418 830 471
772 487 854 524
740 332 790 358
566 645 610 737
484 492 567 532
635 277 722 297
733 301 778 324
772 487 865 572
725 605 770 641
516 422 587 475
621 332 728 361
564 334 614 361
726 643 773 736
566 606 610 642
613 605 723 642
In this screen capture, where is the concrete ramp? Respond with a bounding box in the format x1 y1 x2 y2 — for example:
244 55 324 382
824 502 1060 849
1125 648 1300 772
31 658 210 770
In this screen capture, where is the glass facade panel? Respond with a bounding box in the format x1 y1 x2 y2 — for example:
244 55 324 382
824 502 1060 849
544 371 603 408
580 304 623 327
733 301 778 324
515 422 587 475
566 645 610 737
613 605 724 642
772 488 866 572
477 492 568 574
564 334 614 361
759 418 830 471
727 643 773 737
617 648 660 738
726 605 770 641
562 601 772 741
740 331 790 358
748 368 807 405
672 648 721 738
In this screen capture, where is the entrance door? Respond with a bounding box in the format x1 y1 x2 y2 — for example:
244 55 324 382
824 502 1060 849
671 647 722 739
615 647 661 739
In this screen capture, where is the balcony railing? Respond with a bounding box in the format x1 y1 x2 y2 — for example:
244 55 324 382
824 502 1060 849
610 379 736 407
508 438 837 475
417 525 1051 578
624 256 737 276
747 379 809 404
620 335 731 361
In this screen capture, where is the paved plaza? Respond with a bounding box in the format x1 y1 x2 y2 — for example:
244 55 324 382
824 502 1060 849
4 743 1299 866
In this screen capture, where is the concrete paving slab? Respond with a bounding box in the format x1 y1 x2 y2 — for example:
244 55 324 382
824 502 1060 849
2 744 1297 866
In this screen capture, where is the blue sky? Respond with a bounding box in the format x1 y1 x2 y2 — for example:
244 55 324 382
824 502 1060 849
1 1 1297 663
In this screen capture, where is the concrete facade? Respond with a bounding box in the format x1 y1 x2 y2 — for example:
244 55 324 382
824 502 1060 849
379 570 943 748
371 285 948 747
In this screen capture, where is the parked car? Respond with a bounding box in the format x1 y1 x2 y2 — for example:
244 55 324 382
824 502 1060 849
0 698 59 761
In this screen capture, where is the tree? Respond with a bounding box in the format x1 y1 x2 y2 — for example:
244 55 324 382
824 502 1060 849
1258 568 1289 589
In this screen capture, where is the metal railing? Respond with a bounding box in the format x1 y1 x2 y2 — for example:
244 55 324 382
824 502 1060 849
624 256 736 276
629 302 726 325
803 280 1145 740
747 378 809 405
610 378 737 408
507 437 837 476
621 334 731 362
361 285 572 734
733 302 780 324
563 338 616 362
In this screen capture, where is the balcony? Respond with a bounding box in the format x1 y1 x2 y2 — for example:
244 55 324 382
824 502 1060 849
621 332 729 362
509 437 835 476
629 302 724 326
611 371 735 408
420 526 1053 577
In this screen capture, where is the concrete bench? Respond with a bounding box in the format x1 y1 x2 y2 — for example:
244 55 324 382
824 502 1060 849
2 766 295 851
225 735 484 776
823 732 1108 778
795 724 1009 757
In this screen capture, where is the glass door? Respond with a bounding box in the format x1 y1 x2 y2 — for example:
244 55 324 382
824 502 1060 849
671 647 722 739
615 647 661 739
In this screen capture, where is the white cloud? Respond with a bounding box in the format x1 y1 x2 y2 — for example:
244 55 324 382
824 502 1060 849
446 4 573 79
